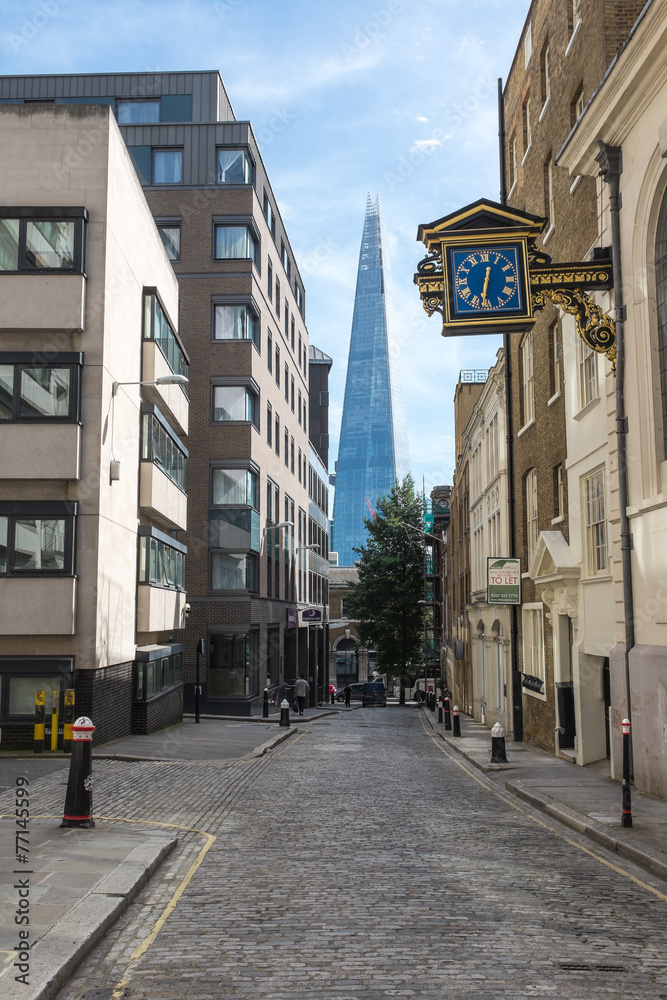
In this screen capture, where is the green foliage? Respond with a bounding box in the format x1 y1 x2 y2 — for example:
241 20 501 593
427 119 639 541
345 475 425 676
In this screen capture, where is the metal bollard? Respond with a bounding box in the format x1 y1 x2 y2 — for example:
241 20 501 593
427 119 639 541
61 716 96 828
63 689 75 754
34 689 45 754
452 705 461 738
621 718 632 828
279 698 291 728
444 697 452 731
263 687 269 719
438 698 443 724
491 721 508 763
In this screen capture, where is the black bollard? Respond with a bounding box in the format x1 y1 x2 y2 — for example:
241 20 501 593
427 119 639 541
61 717 96 828
279 698 291 728
621 718 632 828
438 698 443 724
490 722 508 763
263 687 269 719
444 697 452 731
452 705 461 738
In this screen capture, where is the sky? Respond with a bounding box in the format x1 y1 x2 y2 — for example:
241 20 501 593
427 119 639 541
1 0 531 494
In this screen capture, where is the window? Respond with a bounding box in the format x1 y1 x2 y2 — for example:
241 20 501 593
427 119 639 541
275 413 280 456
295 283 303 315
298 389 302 426
281 242 291 280
522 605 545 693
522 96 531 155
275 345 280 386
216 148 252 184
525 468 538 566
157 225 181 261
508 134 517 190
540 42 551 106
568 0 582 35
267 402 272 446
209 631 259 696
211 552 258 591
134 650 183 702
656 190 667 456
138 527 186 590
275 277 280 317
143 292 189 385
524 22 532 68
284 363 289 402
141 407 187 492
585 469 607 575
571 84 584 128
0 208 86 273
210 507 260 554
0 354 81 421
267 258 273 301
554 464 565 520
212 384 258 426
578 336 598 407
211 467 257 508
266 478 280 599
214 224 258 264
284 302 289 338
291 437 295 474
549 320 561 397
521 332 534 425
290 375 295 412
291 316 295 350
298 447 302 484
543 154 554 230
298 334 302 368
263 192 276 239
117 99 159 123
0 501 76 576
267 332 273 373
213 303 259 348
284 428 289 467
153 149 183 184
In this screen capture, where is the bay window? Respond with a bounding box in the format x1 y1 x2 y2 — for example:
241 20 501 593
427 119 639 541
217 148 253 184
212 383 259 426
0 354 82 421
0 207 86 273
0 501 77 576
214 224 258 265
213 303 259 348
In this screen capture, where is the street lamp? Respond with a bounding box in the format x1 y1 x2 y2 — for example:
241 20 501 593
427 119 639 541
112 373 189 395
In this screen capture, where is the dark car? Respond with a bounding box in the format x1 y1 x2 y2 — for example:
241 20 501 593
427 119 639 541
361 681 386 707
336 682 365 703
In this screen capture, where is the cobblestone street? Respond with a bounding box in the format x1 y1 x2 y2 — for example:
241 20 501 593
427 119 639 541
21 708 667 1000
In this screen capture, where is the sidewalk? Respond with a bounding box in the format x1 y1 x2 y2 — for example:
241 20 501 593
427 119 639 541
420 705 667 884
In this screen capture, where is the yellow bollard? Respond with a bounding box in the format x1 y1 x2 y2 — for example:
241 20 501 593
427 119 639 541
63 689 75 753
50 690 59 753
34 690 45 754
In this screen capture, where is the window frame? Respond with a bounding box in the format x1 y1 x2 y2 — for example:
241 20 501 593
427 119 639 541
525 468 538 567
212 299 260 350
521 331 535 426
116 99 160 124
156 223 181 261
0 207 87 275
521 603 545 697
216 147 253 185
0 501 77 577
584 467 608 576
140 404 188 493
133 647 184 703
137 525 186 591
142 289 190 389
578 335 598 409
213 221 259 267
211 378 260 429
0 353 82 422
152 148 184 185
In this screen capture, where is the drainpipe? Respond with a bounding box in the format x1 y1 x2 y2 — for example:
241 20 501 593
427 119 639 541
498 77 523 741
595 142 634 770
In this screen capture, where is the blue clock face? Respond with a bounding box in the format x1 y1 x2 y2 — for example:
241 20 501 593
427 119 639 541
450 245 524 315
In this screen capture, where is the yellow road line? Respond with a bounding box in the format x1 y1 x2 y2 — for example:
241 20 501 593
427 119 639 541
419 716 667 904
271 728 309 756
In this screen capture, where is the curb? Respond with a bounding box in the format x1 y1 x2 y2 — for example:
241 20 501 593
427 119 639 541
1 833 177 1000
506 781 667 884
251 726 297 757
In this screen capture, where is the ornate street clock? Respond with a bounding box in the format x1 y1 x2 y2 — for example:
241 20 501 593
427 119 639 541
415 198 616 365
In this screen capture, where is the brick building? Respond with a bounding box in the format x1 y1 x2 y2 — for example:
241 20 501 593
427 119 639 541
502 0 645 753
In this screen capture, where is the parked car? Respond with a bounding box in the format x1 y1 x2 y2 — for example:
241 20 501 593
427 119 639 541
335 682 365 703
362 681 387 707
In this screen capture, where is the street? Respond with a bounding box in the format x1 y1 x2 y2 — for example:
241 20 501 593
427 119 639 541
23 707 667 999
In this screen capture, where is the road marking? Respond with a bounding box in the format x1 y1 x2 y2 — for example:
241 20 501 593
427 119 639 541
419 717 667 904
271 728 309 756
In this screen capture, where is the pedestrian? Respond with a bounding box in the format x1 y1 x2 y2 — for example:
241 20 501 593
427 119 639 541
344 683 351 708
294 674 310 715
329 683 336 705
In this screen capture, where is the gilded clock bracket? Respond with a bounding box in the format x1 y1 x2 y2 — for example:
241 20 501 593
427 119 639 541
531 286 616 371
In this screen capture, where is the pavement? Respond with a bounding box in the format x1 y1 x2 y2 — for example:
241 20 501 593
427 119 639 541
0 702 665 1000
419 703 667 883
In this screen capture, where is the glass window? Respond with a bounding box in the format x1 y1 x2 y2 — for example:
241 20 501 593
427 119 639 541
214 225 257 263
153 150 183 184
211 468 258 507
0 219 19 271
656 189 667 456
212 385 258 426
0 504 74 576
0 362 79 421
522 332 534 425
267 402 272 446
143 294 189 385
210 509 260 551
211 552 258 591
209 631 259 698
25 221 75 269
526 468 538 566
117 100 160 123
522 605 545 690
217 149 252 184
214 304 259 347
158 225 181 261
578 337 598 407
9 676 59 717
138 532 185 589
585 468 607 574
267 258 273 301
281 243 291 279
141 411 187 491
263 193 276 238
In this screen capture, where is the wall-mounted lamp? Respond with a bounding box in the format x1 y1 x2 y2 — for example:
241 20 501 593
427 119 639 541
112 373 189 396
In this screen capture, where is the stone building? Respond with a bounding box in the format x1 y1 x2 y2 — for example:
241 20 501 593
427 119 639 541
0 104 188 745
502 0 645 754
0 71 330 716
558 0 667 796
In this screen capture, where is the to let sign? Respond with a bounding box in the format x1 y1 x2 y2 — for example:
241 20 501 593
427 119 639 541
487 558 521 605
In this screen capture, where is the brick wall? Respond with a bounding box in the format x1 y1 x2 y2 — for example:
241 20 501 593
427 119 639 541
131 684 184 735
76 662 133 747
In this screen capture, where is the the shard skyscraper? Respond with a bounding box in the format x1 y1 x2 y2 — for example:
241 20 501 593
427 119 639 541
332 193 410 566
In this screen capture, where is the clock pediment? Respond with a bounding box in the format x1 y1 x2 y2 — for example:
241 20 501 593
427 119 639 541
417 198 545 249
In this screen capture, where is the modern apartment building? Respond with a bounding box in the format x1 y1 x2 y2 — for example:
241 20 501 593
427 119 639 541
0 103 188 746
0 71 329 716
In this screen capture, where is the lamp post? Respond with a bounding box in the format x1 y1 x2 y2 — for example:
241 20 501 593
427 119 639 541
111 373 189 395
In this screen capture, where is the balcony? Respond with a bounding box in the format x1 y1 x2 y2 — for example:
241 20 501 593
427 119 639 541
0 577 76 634
0 423 81 480
142 341 189 437
0 274 86 333
139 462 187 532
136 585 186 635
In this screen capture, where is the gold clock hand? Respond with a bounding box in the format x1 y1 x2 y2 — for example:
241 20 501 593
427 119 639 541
481 266 491 307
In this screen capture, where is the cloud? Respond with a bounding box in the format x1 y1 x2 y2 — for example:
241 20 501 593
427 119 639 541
410 138 442 152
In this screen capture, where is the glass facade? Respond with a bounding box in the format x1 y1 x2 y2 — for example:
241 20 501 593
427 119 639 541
332 194 410 565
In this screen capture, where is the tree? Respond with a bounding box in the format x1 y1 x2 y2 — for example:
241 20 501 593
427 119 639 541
345 475 424 702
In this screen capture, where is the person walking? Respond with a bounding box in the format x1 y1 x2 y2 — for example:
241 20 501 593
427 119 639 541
294 675 310 715
344 683 351 708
